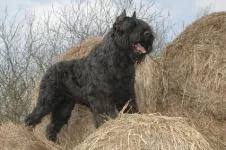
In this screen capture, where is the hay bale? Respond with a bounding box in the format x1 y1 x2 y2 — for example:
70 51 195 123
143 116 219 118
57 36 103 61
161 12 226 148
135 12 226 149
162 12 226 118
135 56 164 113
75 114 212 150
0 122 61 150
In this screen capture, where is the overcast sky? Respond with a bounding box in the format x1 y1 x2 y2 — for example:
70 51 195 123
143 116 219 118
1 0 226 36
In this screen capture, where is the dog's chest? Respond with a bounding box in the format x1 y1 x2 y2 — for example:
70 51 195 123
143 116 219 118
108 55 135 89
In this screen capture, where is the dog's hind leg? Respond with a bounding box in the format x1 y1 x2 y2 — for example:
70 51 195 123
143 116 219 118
24 94 58 127
46 99 75 142
24 102 50 127
24 82 63 127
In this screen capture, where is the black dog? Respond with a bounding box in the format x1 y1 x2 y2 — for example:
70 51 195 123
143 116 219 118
25 10 154 142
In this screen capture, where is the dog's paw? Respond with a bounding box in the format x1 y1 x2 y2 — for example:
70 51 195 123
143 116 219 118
46 126 57 142
24 115 37 127
46 133 57 142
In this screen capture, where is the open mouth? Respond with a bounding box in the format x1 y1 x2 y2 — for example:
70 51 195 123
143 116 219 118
132 42 148 54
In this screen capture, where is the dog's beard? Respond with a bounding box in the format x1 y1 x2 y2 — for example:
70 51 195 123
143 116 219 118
134 53 146 63
129 51 146 63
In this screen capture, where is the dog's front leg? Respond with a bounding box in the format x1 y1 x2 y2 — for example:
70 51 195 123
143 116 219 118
127 89 139 113
89 96 117 128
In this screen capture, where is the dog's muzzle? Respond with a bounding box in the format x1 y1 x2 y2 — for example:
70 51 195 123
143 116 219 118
132 42 152 54
132 30 153 54
132 43 147 54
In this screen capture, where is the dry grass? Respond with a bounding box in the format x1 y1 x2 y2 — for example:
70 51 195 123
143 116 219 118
162 12 226 149
31 105 95 149
163 12 226 117
75 114 212 150
135 12 226 149
135 56 164 113
0 122 62 150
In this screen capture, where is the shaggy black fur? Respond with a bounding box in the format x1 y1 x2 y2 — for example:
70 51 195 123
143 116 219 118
24 10 154 142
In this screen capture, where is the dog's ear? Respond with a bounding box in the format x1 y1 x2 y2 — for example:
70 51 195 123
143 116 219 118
132 11 136 19
116 9 126 24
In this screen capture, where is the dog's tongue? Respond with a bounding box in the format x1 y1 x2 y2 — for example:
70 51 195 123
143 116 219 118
134 43 146 54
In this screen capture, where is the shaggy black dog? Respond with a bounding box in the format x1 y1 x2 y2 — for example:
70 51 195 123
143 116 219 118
25 10 154 142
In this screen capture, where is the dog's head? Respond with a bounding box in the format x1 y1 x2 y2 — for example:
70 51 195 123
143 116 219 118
112 10 154 62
